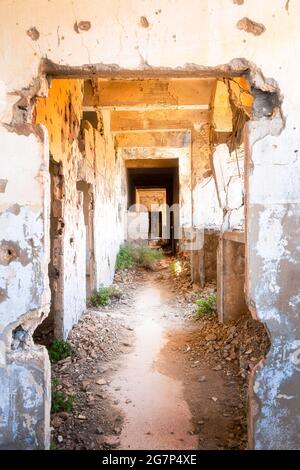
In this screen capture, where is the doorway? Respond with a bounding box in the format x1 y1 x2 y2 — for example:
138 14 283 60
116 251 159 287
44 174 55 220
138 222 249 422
127 162 179 253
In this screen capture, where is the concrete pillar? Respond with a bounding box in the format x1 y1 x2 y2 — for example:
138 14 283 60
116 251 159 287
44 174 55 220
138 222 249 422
203 229 219 283
190 247 205 287
217 230 247 322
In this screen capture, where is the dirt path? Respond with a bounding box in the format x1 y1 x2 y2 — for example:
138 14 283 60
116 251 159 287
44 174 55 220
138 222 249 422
51 261 269 450
110 278 198 450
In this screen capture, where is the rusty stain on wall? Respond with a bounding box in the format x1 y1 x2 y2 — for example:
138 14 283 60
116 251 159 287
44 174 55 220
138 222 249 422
139 16 149 28
26 27 40 41
0 179 8 193
74 21 91 33
236 17 266 36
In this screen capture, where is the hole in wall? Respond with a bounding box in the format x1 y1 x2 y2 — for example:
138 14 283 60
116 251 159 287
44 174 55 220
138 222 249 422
11 325 28 351
7 57 283 449
0 242 19 265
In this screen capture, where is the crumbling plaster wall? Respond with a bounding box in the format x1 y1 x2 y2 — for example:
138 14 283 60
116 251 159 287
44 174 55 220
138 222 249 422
93 110 126 287
36 79 87 339
36 81 126 337
210 77 252 233
213 144 244 231
192 81 247 286
0 0 300 450
0 109 51 449
210 79 250 322
192 124 223 229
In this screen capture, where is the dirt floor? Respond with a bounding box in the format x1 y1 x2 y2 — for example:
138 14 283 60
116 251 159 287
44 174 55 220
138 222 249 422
50 256 270 450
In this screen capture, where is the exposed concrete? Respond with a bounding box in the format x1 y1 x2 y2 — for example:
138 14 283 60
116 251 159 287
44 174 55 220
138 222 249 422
236 17 266 36
190 235 205 287
115 130 191 148
204 229 220 283
110 109 209 132
217 233 247 322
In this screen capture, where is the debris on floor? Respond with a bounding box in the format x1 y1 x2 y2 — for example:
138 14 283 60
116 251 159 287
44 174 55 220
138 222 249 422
187 313 271 376
50 256 270 450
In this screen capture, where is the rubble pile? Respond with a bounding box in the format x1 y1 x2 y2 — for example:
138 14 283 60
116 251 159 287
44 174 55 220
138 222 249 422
186 313 271 377
50 254 270 450
180 312 270 449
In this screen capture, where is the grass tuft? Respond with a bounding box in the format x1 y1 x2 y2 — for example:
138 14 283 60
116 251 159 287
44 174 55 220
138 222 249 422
51 378 75 414
195 293 217 317
115 244 135 270
90 285 121 307
116 243 164 271
48 339 72 363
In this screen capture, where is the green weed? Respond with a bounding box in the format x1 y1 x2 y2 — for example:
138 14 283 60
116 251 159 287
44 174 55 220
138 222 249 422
195 294 217 317
115 244 135 270
116 243 164 271
48 339 72 363
51 379 75 414
90 285 121 307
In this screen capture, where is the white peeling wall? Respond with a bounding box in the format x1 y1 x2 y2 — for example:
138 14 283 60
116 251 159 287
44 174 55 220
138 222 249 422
191 124 224 230
61 148 86 338
193 177 223 229
0 129 50 322
246 108 300 449
213 143 244 231
0 124 51 448
93 111 126 288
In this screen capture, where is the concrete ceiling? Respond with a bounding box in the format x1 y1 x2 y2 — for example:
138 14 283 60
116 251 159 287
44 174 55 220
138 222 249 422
110 108 209 132
115 130 191 148
84 77 215 159
83 78 216 110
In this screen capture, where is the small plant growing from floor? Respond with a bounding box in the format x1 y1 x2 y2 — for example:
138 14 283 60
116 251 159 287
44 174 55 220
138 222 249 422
195 293 217 317
90 285 121 307
48 339 72 363
115 243 164 271
115 244 135 270
136 245 163 269
51 379 75 414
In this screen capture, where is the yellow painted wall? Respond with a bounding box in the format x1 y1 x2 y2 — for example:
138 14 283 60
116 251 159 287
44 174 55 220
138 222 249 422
35 79 84 162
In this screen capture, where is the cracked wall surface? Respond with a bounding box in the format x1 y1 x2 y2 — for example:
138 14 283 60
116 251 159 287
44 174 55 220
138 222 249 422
36 79 86 338
35 80 126 338
0 0 299 450
0 102 51 449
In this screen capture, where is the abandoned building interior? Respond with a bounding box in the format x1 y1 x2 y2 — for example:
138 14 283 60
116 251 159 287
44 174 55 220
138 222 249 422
32 75 252 341
0 0 299 452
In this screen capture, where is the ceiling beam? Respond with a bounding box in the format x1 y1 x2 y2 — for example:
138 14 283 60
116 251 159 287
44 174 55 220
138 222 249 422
110 108 210 132
84 78 216 108
84 104 209 111
115 130 191 148
120 146 188 161
125 158 179 169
